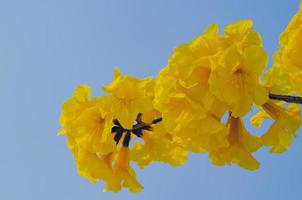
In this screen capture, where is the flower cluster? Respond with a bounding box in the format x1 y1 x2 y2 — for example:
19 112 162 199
59 69 187 192
59 3 302 192
154 20 270 170
251 3 302 153
264 3 302 95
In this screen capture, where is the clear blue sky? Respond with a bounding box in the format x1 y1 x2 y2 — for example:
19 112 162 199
0 0 301 199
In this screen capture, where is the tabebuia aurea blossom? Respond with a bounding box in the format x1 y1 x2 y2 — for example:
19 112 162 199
264 3 302 96
59 2 302 193
59 69 187 192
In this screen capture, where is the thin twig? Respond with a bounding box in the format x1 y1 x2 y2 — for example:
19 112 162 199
269 93 302 104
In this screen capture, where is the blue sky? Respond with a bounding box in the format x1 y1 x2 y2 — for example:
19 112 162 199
0 0 301 199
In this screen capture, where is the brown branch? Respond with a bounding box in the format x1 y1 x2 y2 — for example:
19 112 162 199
131 117 163 131
130 94 301 131
113 93 302 142
269 93 302 104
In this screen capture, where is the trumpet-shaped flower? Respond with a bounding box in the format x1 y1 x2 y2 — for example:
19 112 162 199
154 24 229 153
252 101 302 153
75 147 114 184
104 68 187 166
263 62 293 95
279 3 302 73
264 3 302 95
222 20 263 50
104 148 143 192
209 20 269 117
59 84 92 134
71 103 116 155
155 20 268 155
59 3 302 191
155 23 226 118
59 69 188 192
131 111 187 168
59 83 143 192
103 68 154 129
210 116 262 170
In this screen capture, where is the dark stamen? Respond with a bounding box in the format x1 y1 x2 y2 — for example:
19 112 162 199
152 118 162 124
113 127 123 145
123 131 131 147
111 114 163 147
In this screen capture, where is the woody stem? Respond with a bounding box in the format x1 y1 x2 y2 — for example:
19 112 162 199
131 117 163 131
132 94 302 129
268 93 302 104
117 93 302 139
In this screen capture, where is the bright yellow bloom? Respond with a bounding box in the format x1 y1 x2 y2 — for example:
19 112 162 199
265 3 302 95
164 110 229 153
155 23 226 117
104 68 187 167
252 101 301 153
59 85 116 182
59 85 120 188
103 69 187 191
103 68 154 129
104 148 143 192
263 64 293 95
209 20 269 117
59 84 92 134
75 147 113 183
60 69 188 192
71 103 115 155
59 3 302 190
250 109 270 128
59 83 142 192
154 23 229 153
155 20 267 157
253 3 302 154
131 111 187 168
222 19 263 50
279 3 302 73
210 116 262 170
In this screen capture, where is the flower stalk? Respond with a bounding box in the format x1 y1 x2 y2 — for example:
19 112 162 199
123 94 302 133
111 114 163 147
269 93 302 104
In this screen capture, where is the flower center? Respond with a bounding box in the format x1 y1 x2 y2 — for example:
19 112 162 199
111 113 162 147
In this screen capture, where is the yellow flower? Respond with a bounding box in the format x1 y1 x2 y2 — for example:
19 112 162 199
131 111 187 168
250 109 270 128
59 84 116 154
209 20 268 117
59 84 92 134
59 83 142 192
222 19 263 50
279 2 302 73
210 116 262 170
155 23 226 117
63 122 114 184
104 147 143 192
253 101 302 153
103 68 154 129
59 4 302 190
155 21 268 156
76 148 114 184
292 72 302 94
168 114 229 153
104 68 187 166
154 24 229 153
263 62 293 95
102 69 188 191
60 69 189 192
265 3 302 95
71 101 116 155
